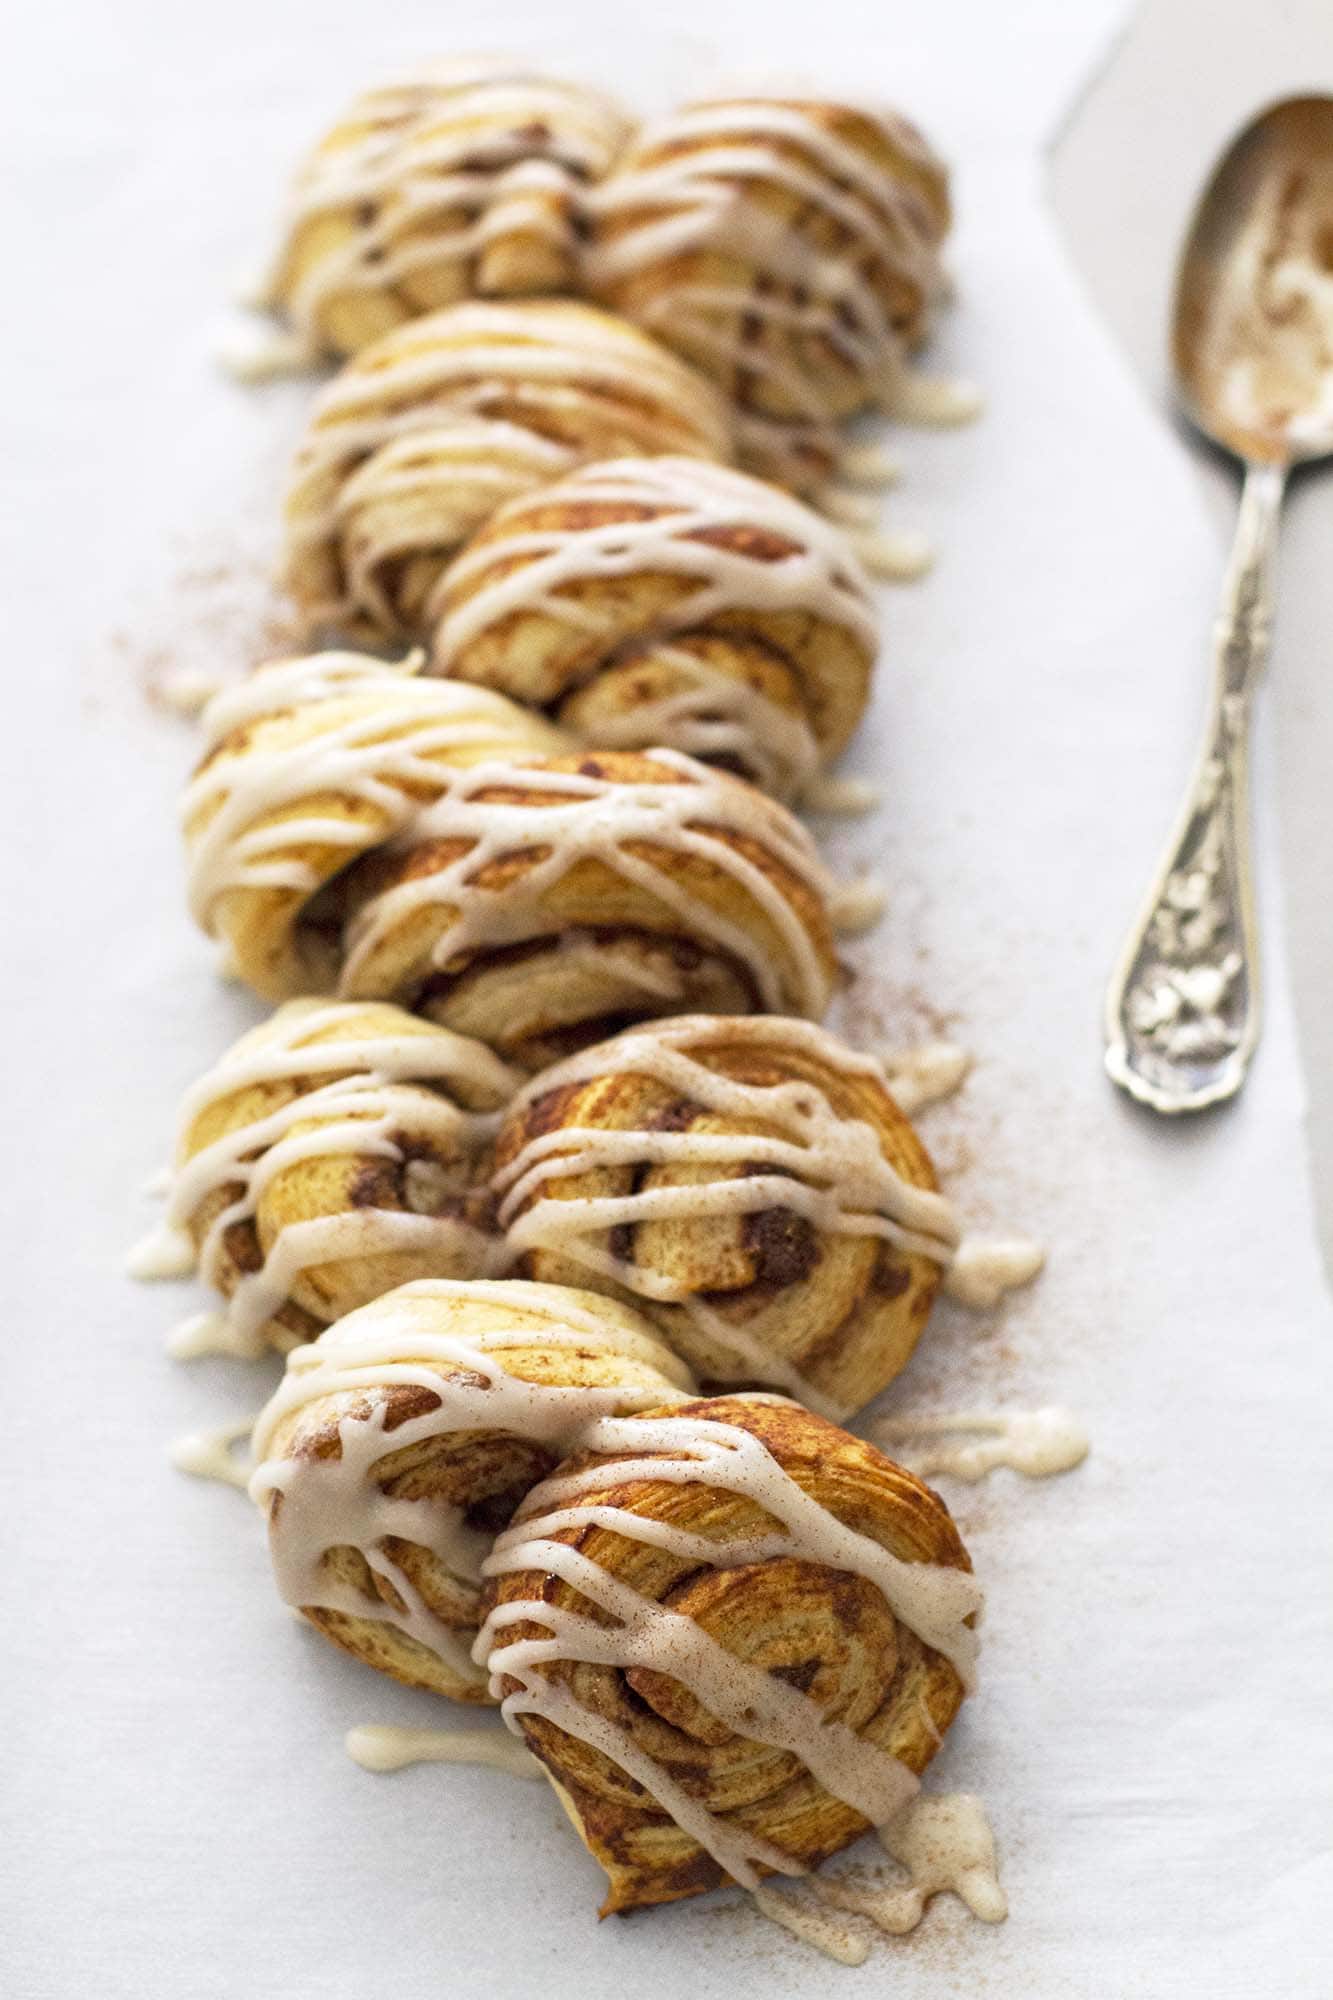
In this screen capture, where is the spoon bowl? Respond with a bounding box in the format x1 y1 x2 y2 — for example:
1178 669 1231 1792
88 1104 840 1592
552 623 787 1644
1173 94 1333 467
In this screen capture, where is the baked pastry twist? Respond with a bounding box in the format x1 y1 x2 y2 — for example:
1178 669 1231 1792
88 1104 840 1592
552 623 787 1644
335 748 840 1067
184 650 568 1002
260 58 634 359
477 1394 978 1911
137 1001 519 1359
283 299 732 640
434 455 877 799
186 658 838 1062
587 96 951 484
490 1016 955 1417
249 1277 694 1700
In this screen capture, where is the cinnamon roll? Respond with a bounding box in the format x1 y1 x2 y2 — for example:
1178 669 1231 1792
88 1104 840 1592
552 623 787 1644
184 651 567 1002
336 749 840 1067
249 1278 694 1700
136 1000 519 1359
260 59 634 360
477 1393 977 1911
490 1016 954 1417
282 300 732 640
433 456 877 799
587 96 951 485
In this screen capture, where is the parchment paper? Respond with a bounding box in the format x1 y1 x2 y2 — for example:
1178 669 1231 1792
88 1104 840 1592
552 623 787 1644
3 4 1330 1996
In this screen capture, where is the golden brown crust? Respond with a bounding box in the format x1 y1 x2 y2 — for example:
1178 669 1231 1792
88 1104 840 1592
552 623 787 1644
267 62 636 358
338 752 840 1068
432 458 875 795
491 1017 942 1413
183 660 569 1002
253 1280 694 1700
177 1002 518 1353
281 301 732 642
589 97 951 483
481 1394 971 1912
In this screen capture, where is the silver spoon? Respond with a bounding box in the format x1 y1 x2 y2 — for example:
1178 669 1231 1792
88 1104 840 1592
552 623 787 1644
1104 94 1333 1114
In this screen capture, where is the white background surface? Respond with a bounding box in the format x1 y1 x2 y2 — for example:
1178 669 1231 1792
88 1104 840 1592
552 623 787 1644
3 4 1331 1996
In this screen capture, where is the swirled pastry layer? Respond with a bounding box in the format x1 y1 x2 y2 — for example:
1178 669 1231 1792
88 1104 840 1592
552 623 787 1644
283 299 732 639
184 651 568 1001
490 1015 953 1416
263 58 634 358
143 1000 520 1358
477 1393 976 1910
249 1277 694 1699
433 455 877 798
587 95 950 484
336 748 841 1067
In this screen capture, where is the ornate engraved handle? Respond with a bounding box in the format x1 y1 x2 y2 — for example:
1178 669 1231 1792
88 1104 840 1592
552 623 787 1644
1105 460 1285 1113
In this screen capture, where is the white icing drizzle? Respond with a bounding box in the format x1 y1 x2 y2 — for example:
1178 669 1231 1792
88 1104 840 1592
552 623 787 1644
799 772 881 816
170 1418 254 1489
249 1279 694 1686
814 485 932 580
838 441 901 485
878 1040 972 1115
944 1238 1046 1310
476 1406 981 1895
135 1000 519 1361
285 300 732 631
587 97 950 479
217 324 322 384
345 1722 542 1779
750 1882 872 1965
757 1791 1006 1960
259 61 634 342
153 669 228 717
338 748 838 1022
874 1407 1089 1484
435 456 877 798
492 1016 962 1417
185 650 566 947
826 874 886 934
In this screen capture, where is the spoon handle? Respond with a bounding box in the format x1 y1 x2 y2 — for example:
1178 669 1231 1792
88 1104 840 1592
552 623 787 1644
1104 459 1285 1113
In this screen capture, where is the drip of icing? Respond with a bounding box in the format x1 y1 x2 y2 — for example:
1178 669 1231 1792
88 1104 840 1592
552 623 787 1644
217 325 322 384
263 63 633 344
170 1419 254 1489
249 1280 693 1681
153 669 228 717
878 368 984 426
944 1238 1046 1309
878 1040 971 1115
826 873 886 934
586 99 950 475
492 1016 963 1417
141 1000 519 1360
345 1723 542 1779
813 485 932 581
838 440 901 486
751 1792 1006 1961
751 1883 872 1965
167 1312 246 1361
798 773 880 816
874 1407 1089 1484
128 1222 196 1280
849 529 933 582
476 1408 982 1899
337 748 839 1021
